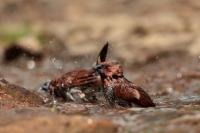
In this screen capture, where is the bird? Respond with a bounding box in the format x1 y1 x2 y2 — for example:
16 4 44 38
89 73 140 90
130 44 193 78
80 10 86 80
41 42 155 107
94 43 155 107
40 42 109 102
41 69 101 101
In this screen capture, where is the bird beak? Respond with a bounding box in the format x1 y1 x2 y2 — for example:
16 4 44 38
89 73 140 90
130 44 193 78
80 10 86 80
94 64 102 70
40 81 50 92
94 64 103 74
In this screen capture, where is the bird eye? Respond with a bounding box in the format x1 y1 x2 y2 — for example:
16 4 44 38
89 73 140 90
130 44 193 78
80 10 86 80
112 75 118 79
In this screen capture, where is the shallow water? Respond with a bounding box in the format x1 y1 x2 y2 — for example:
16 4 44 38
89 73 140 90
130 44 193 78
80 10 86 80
0 51 200 133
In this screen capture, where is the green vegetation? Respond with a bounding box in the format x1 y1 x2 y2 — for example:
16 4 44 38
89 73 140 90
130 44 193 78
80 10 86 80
0 23 32 44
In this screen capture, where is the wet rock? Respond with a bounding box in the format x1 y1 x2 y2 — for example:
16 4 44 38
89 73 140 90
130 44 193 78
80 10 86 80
0 79 43 109
3 36 43 62
0 115 119 133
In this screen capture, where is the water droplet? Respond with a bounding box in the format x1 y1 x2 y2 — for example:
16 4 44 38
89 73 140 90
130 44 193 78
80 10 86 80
43 98 49 103
79 93 85 99
51 57 56 63
51 58 63 70
53 99 57 105
27 60 36 69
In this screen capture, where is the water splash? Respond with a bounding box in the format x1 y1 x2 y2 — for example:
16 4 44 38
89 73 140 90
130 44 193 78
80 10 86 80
51 57 63 70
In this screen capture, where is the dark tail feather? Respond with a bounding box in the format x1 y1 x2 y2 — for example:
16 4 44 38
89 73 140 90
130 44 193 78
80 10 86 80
96 42 109 65
133 86 156 107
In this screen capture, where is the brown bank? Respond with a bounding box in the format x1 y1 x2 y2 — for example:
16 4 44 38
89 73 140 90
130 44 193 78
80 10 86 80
0 115 118 133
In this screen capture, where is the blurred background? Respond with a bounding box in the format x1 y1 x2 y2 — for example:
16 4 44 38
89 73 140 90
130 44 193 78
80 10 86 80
1 0 200 60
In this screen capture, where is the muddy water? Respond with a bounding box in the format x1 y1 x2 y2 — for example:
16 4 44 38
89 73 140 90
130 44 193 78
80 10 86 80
0 50 199 133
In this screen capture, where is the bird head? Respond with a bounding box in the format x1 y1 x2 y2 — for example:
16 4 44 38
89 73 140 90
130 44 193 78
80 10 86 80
94 60 123 79
95 42 124 79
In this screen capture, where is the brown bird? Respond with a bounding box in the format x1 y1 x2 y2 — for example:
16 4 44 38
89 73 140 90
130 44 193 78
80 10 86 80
41 68 101 101
41 42 155 107
41 42 109 101
94 43 155 107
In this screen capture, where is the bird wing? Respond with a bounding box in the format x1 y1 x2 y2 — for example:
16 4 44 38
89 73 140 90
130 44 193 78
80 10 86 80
114 79 155 107
50 69 101 88
130 84 155 107
96 42 109 65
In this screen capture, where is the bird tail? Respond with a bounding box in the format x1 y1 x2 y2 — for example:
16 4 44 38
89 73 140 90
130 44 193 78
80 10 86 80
133 86 156 107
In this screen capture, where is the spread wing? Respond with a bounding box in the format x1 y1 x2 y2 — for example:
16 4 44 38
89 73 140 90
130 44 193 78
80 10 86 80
96 42 109 65
129 84 155 107
50 69 101 88
114 79 155 107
